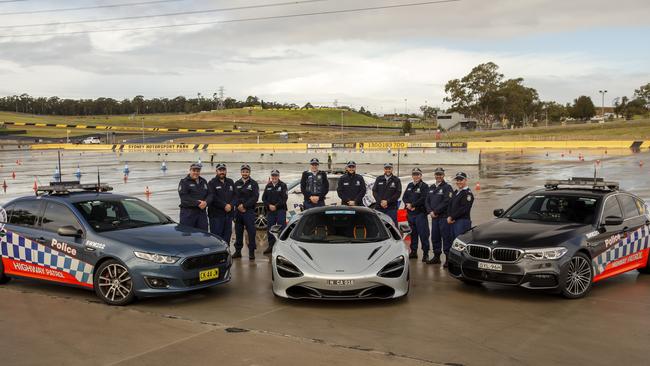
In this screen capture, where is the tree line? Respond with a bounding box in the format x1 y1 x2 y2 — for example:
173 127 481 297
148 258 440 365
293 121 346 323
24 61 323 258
442 62 650 128
0 94 313 116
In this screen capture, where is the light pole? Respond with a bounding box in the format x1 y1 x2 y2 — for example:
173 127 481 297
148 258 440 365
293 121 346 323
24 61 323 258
404 98 407 115
598 90 607 119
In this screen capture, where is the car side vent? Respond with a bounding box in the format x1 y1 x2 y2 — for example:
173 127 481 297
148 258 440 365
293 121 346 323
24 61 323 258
298 246 313 261
367 246 382 260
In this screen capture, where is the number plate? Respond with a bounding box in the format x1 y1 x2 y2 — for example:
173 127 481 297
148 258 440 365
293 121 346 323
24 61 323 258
478 262 503 271
327 279 354 286
199 268 219 282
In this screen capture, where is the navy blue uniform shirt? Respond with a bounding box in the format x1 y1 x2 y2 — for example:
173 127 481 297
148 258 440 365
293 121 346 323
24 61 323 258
448 187 474 220
425 180 454 216
337 172 367 204
178 175 208 209
234 178 259 211
402 180 429 214
262 180 288 210
372 174 402 209
207 176 236 217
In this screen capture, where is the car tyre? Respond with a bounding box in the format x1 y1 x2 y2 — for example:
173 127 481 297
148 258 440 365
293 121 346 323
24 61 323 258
637 264 650 274
94 260 135 306
559 252 593 299
0 259 11 284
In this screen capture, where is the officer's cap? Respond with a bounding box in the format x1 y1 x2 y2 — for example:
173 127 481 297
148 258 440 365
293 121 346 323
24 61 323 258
270 169 280 176
434 167 445 175
346 160 356 167
190 162 202 170
240 164 251 171
383 162 393 168
411 167 422 175
454 172 468 180
215 163 226 170
310 158 320 165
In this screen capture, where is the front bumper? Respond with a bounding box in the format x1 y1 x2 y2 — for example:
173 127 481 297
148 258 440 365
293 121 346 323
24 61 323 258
272 266 409 300
126 254 232 297
447 249 569 289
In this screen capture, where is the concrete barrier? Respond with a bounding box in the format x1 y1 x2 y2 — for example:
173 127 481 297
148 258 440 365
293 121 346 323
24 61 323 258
118 150 481 166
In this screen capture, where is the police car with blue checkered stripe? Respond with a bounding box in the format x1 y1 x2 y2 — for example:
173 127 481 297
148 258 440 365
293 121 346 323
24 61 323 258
0 182 231 305
447 177 650 298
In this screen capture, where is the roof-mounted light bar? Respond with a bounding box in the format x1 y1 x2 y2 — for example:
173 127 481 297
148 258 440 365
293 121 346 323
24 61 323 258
544 177 619 191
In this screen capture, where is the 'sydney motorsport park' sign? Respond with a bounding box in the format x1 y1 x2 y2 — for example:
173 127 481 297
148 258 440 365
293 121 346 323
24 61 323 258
118 143 192 151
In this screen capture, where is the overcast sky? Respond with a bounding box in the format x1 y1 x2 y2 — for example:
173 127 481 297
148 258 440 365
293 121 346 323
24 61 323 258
0 0 648 112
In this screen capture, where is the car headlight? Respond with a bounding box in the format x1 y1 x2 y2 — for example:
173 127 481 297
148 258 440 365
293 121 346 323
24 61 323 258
451 238 468 252
523 247 568 260
276 255 303 278
378 255 405 278
134 251 180 264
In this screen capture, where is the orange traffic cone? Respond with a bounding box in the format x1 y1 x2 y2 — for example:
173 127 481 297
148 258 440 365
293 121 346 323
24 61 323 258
475 182 481 191
33 179 38 193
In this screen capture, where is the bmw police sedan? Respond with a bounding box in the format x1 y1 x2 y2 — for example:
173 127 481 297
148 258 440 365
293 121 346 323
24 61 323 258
0 182 231 305
447 177 650 298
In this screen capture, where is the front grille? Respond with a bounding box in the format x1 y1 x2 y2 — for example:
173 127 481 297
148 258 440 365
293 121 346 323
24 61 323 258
285 285 395 299
492 248 522 262
467 245 490 260
462 267 522 285
182 252 229 271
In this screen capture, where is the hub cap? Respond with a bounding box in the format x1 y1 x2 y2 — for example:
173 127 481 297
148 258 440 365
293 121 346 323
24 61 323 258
98 263 132 302
565 256 592 296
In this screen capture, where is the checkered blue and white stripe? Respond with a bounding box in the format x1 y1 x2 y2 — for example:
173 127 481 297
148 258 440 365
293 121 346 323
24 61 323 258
0 230 94 285
593 225 650 275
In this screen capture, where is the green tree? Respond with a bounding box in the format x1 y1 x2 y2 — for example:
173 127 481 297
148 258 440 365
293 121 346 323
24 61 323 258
496 78 539 127
634 83 650 108
570 96 596 121
303 102 314 109
401 119 413 134
444 62 503 127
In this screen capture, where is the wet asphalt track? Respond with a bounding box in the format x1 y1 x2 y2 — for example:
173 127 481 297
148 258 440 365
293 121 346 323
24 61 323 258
1 148 650 366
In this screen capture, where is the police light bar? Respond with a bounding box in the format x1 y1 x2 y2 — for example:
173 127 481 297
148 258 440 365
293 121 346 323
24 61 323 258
37 181 113 195
544 177 619 191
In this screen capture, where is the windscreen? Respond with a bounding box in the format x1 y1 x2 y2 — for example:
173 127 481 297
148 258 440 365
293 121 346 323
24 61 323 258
506 194 599 224
74 198 173 232
291 210 390 243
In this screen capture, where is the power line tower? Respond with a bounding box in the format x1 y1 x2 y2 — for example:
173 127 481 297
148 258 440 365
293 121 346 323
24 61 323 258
217 86 225 110
333 99 338 108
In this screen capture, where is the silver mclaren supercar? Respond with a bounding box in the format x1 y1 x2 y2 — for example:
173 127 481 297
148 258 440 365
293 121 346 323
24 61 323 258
270 206 410 300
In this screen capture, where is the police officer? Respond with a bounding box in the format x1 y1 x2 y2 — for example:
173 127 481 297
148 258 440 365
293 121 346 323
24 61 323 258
402 168 430 261
372 163 402 225
178 162 209 230
300 158 329 210
262 169 288 255
336 161 366 206
425 167 454 265
448 172 474 267
234 164 259 260
207 163 236 245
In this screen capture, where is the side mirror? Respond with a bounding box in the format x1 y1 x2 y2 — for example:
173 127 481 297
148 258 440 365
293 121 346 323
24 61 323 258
493 208 504 217
269 224 283 235
57 225 82 237
398 222 411 237
603 216 624 226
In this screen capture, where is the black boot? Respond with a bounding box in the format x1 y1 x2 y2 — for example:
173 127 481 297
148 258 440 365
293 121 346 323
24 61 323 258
421 252 430 262
263 245 273 255
232 250 242 259
408 251 418 259
442 252 450 268
427 254 441 264
249 249 255 260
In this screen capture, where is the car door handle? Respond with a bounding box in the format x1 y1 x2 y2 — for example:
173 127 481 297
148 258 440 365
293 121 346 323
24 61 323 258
36 237 47 243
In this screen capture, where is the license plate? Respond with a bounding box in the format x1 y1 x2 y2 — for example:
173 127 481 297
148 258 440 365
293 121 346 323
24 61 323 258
478 262 502 271
199 268 219 282
327 279 354 286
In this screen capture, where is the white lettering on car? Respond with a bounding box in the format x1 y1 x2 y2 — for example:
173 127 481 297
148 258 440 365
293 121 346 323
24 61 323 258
51 238 77 257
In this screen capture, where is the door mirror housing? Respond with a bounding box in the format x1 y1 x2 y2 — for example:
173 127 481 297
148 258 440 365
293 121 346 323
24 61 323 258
57 225 82 237
493 208 504 217
269 224 283 235
603 216 624 226
398 222 411 238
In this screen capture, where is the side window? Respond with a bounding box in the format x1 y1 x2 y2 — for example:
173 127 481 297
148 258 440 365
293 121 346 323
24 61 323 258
7 200 42 227
602 196 623 221
617 195 640 219
41 202 81 232
634 198 647 216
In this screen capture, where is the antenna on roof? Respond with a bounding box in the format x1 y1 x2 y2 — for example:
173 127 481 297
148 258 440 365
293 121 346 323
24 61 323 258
96 166 101 193
57 150 62 183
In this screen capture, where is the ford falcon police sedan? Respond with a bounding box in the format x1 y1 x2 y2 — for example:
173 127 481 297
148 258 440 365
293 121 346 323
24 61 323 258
447 177 650 298
0 182 231 305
